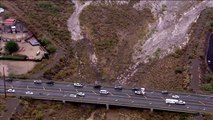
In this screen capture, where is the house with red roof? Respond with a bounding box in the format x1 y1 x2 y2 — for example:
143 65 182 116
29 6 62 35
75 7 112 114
3 18 16 26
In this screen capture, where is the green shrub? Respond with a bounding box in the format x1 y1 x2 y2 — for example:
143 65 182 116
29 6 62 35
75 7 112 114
35 111 43 120
46 45 56 53
202 82 213 91
175 67 184 74
36 1 59 14
40 36 50 46
206 74 213 82
4 41 19 54
0 55 27 60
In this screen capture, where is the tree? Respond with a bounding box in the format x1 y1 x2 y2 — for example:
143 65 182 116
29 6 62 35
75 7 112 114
4 41 19 54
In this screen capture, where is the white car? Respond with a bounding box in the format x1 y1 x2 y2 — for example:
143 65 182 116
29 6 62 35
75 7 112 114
26 91 33 95
34 80 42 84
172 95 180 99
176 100 186 105
74 83 83 87
70 94 77 98
134 90 145 95
99 90 109 95
7 89 15 93
76 92 85 97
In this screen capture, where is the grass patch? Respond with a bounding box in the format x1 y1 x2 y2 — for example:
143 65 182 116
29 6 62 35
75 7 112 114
36 1 59 14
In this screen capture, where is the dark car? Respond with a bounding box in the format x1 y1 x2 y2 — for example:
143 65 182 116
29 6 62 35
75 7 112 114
114 85 122 90
6 78 13 82
132 87 139 91
93 84 101 89
161 90 169 94
46 81 54 85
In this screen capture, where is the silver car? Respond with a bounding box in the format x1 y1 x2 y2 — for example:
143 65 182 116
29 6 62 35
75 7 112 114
76 92 85 97
99 90 109 95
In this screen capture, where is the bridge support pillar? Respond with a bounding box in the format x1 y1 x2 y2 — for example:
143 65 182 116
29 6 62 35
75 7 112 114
150 108 153 112
106 104 109 110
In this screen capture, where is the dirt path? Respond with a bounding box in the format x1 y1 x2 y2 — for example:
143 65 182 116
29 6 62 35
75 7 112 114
190 59 200 92
0 98 19 120
68 0 92 41
68 0 101 82
117 1 213 85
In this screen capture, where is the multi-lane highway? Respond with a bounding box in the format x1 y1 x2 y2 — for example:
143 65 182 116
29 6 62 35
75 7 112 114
0 79 213 114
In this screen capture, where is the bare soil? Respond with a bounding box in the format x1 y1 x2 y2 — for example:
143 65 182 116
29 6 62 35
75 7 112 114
0 61 36 75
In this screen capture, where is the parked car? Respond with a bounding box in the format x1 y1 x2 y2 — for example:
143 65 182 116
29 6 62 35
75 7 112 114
172 95 180 99
26 91 33 95
99 90 110 95
73 83 83 87
7 89 15 93
76 92 85 97
114 85 122 90
34 80 42 84
46 81 54 85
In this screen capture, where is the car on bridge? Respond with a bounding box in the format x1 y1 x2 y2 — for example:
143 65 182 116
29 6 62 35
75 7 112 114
74 83 83 87
6 78 13 82
77 92 85 97
100 90 110 95
70 94 77 98
7 89 15 93
172 95 180 99
134 88 146 95
165 99 185 105
34 80 42 84
114 85 122 90
46 81 54 85
94 84 102 89
26 91 33 95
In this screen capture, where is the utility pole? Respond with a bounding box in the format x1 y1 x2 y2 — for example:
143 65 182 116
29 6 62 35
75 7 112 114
3 67 7 98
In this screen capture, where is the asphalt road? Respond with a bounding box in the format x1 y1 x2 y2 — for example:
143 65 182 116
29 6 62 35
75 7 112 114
207 34 213 71
0 79 213 114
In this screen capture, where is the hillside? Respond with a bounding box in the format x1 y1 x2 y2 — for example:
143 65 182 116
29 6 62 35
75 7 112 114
1 0 213 120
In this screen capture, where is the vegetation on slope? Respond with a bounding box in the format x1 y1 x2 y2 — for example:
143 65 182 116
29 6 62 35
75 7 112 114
80 3 154 82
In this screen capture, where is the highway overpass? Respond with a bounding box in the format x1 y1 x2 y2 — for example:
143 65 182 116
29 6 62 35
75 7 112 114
0 79 213 114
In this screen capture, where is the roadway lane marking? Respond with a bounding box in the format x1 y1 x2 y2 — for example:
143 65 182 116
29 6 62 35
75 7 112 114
110 92 114 96
59 88 62 92
161 97 164 100
126 94 131 98
27 86 29 89
10 85 13 89
199 101 205 106
150 91 154 94
75 89 78 92
203 108 206 111
43 86 45 90
143 96 147 99
92 91 97 95
187 106 189 109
